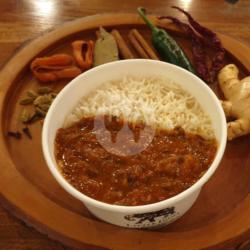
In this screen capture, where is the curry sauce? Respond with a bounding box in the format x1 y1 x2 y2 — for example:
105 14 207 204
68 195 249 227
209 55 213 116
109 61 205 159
55 116 217 206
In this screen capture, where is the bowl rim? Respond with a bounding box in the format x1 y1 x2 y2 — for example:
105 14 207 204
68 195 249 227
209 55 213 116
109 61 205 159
42 59 227 213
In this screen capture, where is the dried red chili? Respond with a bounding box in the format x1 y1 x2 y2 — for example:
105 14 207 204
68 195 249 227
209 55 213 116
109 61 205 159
171 6 225 82
159 16 209 82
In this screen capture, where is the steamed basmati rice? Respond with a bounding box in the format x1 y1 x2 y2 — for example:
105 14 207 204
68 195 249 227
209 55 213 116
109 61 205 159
64 76 214 139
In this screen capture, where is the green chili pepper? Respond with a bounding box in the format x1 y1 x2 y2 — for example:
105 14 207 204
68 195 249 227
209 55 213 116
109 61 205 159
137 7 195 73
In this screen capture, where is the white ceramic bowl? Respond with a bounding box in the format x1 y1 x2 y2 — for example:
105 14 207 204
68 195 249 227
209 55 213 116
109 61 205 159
42 59 227 229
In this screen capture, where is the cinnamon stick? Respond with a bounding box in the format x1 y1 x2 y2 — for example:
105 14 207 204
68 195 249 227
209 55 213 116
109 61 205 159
128 29 159 60
111 29 134 59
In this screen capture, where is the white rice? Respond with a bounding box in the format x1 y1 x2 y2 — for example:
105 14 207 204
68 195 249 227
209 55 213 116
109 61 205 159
64 76 214 139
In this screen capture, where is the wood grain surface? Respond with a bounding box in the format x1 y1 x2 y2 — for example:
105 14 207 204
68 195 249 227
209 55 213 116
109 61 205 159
0 0 250 249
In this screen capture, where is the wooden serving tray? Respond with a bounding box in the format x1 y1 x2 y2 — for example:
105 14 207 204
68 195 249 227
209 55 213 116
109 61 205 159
0 13 249 250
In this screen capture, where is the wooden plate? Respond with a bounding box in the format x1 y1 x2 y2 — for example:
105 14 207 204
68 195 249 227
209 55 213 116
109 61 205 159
0 14 249 250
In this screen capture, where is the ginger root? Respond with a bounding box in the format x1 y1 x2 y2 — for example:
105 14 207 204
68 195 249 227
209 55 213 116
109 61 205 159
218 64 250 140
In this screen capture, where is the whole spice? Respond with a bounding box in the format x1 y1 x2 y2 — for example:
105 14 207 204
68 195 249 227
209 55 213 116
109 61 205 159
159 16 209 82
111 29 135 59
31 54 81 82
19 87 57 124
72 40 94 70
35 107 46 117
33 94 53 106
51 92 57 98
27 90 38 99
38 103 51 112
19 97 35 105
137 7 195 73
94 27 119 66
22 127 32 139
33 93 55 117
29 113 42 123
7 131 22 139
171 6 225 81
128 29 159 60
20 109 31 123
37 86 52 95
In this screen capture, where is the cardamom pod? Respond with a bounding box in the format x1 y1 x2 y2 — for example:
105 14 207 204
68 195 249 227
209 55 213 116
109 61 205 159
38 103 50 112
37 86 52 95
29 112 42 123
19 97 34 105
34 94 52 106
27 90 38 98
35 107 46 117
51 92 57 98
20 109 31 123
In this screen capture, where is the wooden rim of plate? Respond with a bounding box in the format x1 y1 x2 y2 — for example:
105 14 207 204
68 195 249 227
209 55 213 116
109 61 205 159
0 13 249 249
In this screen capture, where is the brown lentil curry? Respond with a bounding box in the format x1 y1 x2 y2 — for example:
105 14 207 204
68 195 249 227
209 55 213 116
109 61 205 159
55 116 217 206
